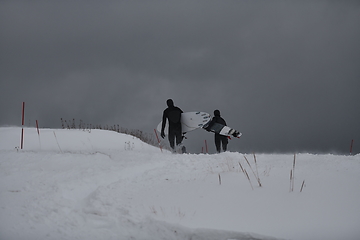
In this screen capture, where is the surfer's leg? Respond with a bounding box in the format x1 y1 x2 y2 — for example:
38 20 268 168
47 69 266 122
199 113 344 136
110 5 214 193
168 129 175 149
215 134 221 153
222 136 228 152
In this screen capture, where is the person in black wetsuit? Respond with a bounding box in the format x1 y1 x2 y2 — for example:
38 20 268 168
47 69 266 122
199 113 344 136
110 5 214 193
208 110 228 153
161 99 183 150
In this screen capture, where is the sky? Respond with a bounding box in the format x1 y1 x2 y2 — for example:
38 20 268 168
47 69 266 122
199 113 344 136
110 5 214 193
1 1 359 154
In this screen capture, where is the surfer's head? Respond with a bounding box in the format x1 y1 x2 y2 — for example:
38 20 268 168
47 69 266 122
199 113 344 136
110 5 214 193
214 110 220 116
167 99 174 107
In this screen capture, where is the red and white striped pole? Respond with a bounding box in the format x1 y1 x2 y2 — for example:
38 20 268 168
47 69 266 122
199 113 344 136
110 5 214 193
154 129 163 152
20 102 25 149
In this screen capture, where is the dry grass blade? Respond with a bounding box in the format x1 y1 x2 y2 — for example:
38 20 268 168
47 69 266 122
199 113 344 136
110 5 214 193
300 180 305 192
292 153 296 191
244 169 254 190
289 169 293 192
238 162 253 190
244 155 262 187
253 153 261 187
238 162 245 173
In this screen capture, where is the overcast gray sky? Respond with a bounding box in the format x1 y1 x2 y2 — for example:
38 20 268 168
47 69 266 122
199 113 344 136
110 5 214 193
1 1 359 154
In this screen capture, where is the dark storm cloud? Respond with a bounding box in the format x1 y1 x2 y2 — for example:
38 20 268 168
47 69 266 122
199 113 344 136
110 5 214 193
1 1 359 154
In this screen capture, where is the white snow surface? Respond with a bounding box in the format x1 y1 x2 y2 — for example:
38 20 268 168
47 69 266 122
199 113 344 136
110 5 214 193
1 127 360 240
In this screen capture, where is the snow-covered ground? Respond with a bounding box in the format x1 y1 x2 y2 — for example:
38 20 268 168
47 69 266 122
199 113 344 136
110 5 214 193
1 127 359 240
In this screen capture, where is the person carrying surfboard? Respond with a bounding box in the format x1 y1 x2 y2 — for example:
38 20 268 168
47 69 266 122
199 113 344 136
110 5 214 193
206 110 229 153
161 99 183 151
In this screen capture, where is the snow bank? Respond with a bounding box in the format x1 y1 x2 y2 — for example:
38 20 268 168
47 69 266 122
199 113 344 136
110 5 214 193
1 127 359 240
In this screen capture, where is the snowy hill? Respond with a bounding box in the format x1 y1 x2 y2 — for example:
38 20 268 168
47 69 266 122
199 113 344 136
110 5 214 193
1 127 359 240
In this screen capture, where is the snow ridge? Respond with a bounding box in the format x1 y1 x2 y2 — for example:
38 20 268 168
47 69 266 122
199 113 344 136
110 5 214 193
1 127 359 240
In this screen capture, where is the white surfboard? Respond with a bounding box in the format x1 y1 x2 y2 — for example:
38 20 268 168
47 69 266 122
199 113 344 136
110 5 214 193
157 111 211 135
219 125 242 138
204 122 242 138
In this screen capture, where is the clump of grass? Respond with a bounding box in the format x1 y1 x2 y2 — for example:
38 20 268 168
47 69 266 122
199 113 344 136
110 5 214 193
60 118 162 149
243 154 262 187
289 154 306 192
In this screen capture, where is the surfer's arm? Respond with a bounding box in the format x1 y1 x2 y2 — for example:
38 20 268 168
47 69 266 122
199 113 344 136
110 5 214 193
160 110 167 137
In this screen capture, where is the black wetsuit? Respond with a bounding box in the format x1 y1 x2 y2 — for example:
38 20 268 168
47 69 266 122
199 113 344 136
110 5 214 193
206 114 228 153
161 102 183 149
